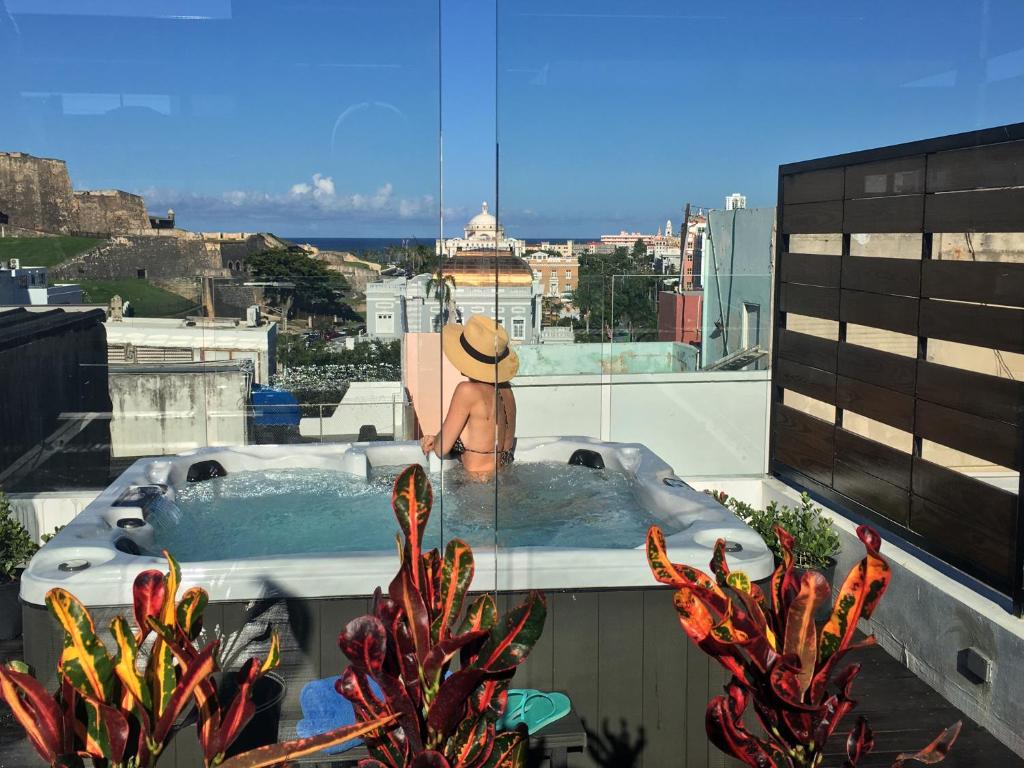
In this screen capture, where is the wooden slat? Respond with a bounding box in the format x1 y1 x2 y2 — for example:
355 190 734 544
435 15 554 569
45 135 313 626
845 156 926 198
783 168 845 204
841 290 919 335
838 342 917 395
836 375 915 431
836 427 913 489
834 459 910 526
844 195 924 233
924 188 1024 232
776 358 837 404
773 404 835 485
910 495 1014 593
919 299 1024 354
921 259 1024 308
780 283 839 320
917 360 1024 426
778 328 838 372
927 141 1024 192
782 201 843 234
912 457 1019 525
642 589 690 768
842 256 921 297
780 252 841 287
915 400 1021 469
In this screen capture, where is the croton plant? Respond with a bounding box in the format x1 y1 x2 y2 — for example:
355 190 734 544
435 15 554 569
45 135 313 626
0 551 392 768
647 522 961 768
337 464 547 768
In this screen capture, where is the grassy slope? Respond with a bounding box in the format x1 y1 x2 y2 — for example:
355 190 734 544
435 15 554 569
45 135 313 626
0 236 103 268
78 279 199 318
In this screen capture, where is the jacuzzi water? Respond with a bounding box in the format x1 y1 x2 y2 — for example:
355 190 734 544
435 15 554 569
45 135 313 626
157 463 668 560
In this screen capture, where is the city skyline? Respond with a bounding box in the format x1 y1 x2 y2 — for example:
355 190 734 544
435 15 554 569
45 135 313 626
1 0 1022 236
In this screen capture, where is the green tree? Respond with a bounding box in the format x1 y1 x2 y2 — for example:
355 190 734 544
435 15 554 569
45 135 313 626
425 269 457 327
571 246 659 341
631 237 648 263
247 248 355 318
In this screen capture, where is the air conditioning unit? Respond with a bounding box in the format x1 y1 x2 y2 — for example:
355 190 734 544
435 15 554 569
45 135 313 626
8 258 20 270
246 304 262 327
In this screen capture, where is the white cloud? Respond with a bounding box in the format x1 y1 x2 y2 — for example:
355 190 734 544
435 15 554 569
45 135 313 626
140 173 436 227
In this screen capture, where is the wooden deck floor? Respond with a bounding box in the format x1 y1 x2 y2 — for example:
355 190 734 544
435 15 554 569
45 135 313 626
2 635 1020 768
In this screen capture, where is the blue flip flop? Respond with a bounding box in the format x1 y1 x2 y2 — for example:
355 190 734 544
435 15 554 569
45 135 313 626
498 690 571 735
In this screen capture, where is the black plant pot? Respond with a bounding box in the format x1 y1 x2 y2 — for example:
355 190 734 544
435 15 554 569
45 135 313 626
0 578 22 641
221 671 287 758
173 671 286 760
771 555 837 622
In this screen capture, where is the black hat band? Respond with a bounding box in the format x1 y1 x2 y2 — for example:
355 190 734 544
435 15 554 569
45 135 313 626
460 333 510 365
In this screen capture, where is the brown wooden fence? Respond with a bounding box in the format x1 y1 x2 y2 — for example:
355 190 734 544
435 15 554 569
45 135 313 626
770 122 1024 611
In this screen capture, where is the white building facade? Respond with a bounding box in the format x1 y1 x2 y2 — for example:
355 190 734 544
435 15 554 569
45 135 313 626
436 201 525 258
725 193 747 210
0 262 81 305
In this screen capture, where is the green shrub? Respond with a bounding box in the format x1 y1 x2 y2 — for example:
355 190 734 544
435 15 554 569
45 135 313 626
0 490 38 583
710 490 840 570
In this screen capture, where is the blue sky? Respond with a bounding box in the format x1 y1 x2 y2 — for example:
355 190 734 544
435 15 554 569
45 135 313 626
1 0 1022 237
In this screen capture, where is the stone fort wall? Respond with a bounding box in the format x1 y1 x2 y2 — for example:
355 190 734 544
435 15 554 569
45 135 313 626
51 231 229 282
0 151 150 235
74 190 150 234
0 152 77 234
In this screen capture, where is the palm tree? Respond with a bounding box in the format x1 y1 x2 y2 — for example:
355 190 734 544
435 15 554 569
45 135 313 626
426 269 457 329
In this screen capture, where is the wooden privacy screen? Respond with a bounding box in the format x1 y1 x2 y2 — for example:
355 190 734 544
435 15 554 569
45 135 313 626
770 122 1024 610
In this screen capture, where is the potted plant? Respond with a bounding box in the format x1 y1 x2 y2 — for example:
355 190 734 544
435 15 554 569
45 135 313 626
712 490 840 578
0 489 38 641
645 522 961 767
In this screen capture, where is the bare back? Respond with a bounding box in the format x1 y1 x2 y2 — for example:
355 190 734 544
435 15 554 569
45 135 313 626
437 381 517 474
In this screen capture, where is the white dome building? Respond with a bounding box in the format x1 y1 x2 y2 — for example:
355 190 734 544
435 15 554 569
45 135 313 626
436 201 525 258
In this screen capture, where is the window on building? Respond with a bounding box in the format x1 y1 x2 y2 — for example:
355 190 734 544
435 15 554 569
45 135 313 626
137 268 147 279
742 303 761 349
565 270 572 279
512 317 525 340
376 312 394 334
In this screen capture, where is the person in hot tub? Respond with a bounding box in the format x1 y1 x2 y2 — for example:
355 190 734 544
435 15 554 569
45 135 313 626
419 315 518 477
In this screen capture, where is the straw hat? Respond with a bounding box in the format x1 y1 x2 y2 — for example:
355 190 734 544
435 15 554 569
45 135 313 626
442 315 519 383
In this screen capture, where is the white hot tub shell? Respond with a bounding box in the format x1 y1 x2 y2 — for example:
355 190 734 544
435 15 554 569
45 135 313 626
21 437 773 607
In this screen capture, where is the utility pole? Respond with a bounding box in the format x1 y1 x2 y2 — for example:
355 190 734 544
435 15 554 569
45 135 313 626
677 202 691 293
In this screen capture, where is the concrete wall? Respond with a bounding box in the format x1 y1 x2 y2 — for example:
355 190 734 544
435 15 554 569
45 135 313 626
0 152 77 233
74 190 150 234
298 381 405 439
107 364 250 457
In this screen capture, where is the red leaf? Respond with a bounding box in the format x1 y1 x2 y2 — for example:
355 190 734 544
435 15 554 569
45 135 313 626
389 569 431 666
132 569 166 641
426 667 486 739
891 721 961 767
392 465 432 592
705 695 784 768
0 664 64 763
340 616 388 675
783 570 830 698
846 716 875 766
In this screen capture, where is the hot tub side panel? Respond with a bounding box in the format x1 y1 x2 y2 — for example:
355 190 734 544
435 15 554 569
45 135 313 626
23 588 731 768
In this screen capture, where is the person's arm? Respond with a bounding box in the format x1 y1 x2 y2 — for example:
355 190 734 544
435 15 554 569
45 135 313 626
420 384 472 457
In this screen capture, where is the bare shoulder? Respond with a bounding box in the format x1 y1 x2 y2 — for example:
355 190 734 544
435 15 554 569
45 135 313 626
453 380 486 400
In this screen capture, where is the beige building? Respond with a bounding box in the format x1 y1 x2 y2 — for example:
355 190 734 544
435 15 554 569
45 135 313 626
526 255 578 298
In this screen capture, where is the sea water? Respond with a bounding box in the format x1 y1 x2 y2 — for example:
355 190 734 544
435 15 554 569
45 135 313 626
153 462 664 561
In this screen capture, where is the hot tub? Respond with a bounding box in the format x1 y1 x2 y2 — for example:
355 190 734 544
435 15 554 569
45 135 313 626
20 437 770 767
21 436 771 606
